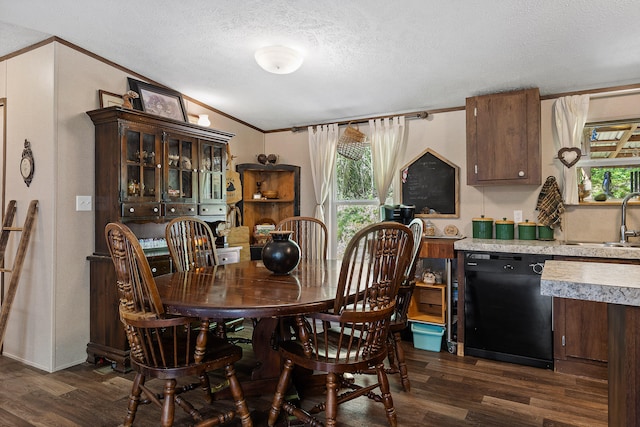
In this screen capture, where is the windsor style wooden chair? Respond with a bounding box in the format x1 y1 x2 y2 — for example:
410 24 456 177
267 222 414 427
276 216 328 260
105 222 252 427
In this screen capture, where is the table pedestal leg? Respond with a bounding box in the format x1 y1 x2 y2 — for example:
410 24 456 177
608 303 640 427
250 317 282 380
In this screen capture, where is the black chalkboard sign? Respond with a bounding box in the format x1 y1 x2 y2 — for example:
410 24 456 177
401 149 459 218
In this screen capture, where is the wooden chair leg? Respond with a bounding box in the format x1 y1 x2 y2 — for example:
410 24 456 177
161 379 177 427
325 372 339 427
393 332 411 391
376 364 397 427
225 364 253 427
200 372 213 404
124 373 144 427
268 358 295 426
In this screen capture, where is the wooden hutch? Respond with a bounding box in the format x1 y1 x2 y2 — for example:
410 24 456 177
86 106 233 371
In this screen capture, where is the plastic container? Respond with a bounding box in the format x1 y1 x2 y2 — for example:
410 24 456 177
495 218 514 240
411 322 445 352
472 216 493 239
518 220 537 240
537 224 555 240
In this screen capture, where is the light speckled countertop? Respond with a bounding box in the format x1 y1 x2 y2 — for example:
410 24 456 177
540 260 640 307
453 238 640 260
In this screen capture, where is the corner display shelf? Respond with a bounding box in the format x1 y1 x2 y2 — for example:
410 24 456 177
236 163 300 260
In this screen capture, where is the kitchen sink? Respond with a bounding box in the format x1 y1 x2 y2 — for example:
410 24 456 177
562 241 640 248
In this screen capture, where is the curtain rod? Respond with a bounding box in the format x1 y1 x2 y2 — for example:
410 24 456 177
589 87 640 99
290 110 429 133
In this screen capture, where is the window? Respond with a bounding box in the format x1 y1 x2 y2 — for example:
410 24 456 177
578 119 640 202
330 145 391 259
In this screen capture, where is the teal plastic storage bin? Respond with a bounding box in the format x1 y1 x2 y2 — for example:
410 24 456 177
411 322 445 352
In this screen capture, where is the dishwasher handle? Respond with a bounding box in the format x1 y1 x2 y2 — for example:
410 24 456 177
529 262 545 275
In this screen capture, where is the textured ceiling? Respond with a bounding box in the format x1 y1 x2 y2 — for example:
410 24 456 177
1 0 640 131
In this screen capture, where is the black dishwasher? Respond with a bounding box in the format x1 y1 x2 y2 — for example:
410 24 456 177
464 252 553 369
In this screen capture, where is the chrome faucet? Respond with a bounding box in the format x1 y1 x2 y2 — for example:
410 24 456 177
620 192 640 243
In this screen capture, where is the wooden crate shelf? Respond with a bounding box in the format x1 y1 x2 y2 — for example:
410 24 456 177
408 281 446 324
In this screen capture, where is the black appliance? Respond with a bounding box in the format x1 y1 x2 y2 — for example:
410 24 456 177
383 204 415 225
463 252 553 369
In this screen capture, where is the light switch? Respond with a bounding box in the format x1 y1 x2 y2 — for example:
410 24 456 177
76 195 92 211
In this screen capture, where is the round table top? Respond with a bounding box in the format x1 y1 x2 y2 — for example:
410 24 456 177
155 259 342 318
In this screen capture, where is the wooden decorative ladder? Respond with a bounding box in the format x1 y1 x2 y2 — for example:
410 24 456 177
0 200 38 349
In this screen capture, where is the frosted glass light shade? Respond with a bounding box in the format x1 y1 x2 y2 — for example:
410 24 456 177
255 46 304 74
198 114 211 126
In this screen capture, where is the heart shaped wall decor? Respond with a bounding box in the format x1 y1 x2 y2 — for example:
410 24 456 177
557 147 581 168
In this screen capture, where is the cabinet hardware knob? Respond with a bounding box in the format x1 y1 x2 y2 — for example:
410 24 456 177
153 207 159 213
189 207 195 211
157 164 162 169
151 267 157 273
170 208 176 213
518 171 525 177
129 207 135 213
202 208 208 212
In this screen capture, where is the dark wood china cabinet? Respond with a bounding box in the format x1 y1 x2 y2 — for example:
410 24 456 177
86 107 233 371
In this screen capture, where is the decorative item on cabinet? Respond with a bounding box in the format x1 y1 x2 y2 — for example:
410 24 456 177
86 106 235 369
236 163 300 260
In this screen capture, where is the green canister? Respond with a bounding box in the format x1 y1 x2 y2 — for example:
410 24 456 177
518 220 537 240
472 216 493 239
495 218 514 240
537 224 555 240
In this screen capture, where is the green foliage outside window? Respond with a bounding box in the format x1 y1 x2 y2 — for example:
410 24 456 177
334 146 390 258
335 146 376 200
588 167 640 199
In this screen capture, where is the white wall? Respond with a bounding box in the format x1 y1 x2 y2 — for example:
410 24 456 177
3 44 56 370
265 91 640 248
1 41 264 372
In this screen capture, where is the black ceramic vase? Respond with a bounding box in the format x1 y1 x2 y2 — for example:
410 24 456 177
261 231 301 275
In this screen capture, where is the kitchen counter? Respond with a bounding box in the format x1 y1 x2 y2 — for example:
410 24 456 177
453 237 640 260
540 260 640 306
540 260 640 426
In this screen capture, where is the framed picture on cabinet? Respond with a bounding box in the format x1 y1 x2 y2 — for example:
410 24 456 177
127 77 188 122
98 90 124 108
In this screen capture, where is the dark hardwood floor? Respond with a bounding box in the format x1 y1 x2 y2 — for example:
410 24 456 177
0 324 607 427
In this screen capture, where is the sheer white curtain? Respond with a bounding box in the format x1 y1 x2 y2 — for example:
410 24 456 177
370 116 407 206
553 95 590 205
308 123 338 221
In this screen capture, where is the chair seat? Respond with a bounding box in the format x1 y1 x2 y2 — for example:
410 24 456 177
278 336 388 375
132 331 243 379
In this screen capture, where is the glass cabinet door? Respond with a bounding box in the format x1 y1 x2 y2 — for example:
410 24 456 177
199 141 225 203
122 125 161 202
164 133 197 202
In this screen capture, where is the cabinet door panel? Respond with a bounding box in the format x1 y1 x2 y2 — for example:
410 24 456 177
122 125 162 202
466 88 540 185
475 92 529 181
564 299 608 361
199 142 225 204
165 133 197 202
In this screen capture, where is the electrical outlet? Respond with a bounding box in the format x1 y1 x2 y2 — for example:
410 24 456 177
76 195 92 211
513 210 523 223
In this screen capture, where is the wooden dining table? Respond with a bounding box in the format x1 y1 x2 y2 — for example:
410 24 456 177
154 259 342 397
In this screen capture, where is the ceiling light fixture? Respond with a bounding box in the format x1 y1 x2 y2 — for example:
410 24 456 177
255 45 304 74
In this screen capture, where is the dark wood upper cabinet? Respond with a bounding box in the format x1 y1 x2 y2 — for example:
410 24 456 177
466 88 541 185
